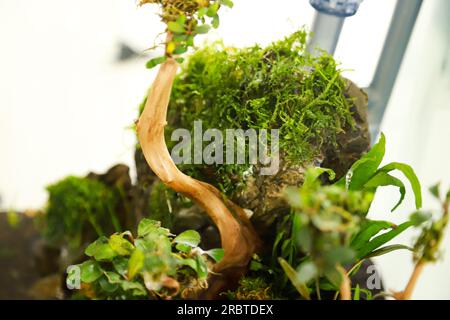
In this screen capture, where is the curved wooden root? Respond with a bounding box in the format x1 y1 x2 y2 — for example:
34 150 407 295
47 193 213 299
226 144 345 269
137 59 260 296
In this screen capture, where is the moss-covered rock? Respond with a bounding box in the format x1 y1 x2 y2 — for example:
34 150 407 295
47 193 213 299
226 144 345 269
43 165 134 250
135 30 370 244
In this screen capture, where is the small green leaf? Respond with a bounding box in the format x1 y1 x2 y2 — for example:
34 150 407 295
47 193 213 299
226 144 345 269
250 260 264 271
79 260 103 283
212 15 220 29
205 248 224 262
173 230 201 248
146 56 167 69
377 162 422 209
198 7 208 18
351 220 395 251
304 167 336 187
206 3 219 17
167 21 186 34
194 24 211 34
175 243 191 253
85 237 117 261
187 35 194 47
104 271 122 284
220 0 234 8
175 57 185 64
172 34 188 42
121 281 146 296
345 133 386 190
278 258 310 300
98 276 119 293
364 172 405 211
173 45 188 55
109 233 134 256
357 221 414 259
429 183 441 199
364 244 413 259
112 257 128 276
180 258 197 272
196 255 209 279
176 15 187 26
272 230 286 258
128 249 145 280
353 284 361 300
138 219 161 237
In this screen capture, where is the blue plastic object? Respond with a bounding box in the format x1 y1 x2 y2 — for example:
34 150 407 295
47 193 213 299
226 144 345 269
309 0 363 17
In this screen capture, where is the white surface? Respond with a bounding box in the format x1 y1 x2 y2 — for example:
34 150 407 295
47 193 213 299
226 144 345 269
369 0 450 300
0 0 449 298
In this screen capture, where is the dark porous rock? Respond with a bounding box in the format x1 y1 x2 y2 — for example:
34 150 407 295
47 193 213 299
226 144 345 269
199 225 221 250
234 158 312 240
172 205 210 234
133 149 158 223
88 164 136 231
321 79 371 178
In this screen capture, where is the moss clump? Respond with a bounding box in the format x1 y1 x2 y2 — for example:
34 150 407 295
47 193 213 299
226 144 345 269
162 30 355 195
224 277 275 300
44 176 121 248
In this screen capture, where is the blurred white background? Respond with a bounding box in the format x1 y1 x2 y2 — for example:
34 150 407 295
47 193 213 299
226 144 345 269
0 0 449 299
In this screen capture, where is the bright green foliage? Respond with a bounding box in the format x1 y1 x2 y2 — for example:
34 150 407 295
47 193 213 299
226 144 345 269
271 135 427 299
140 0 234 69
44 176 121 248
165 30 355 195
68 219 222 299
336 133 422 212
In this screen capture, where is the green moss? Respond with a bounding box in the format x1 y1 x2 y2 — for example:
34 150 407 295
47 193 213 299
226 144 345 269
164 30 355 195
44 176 121 248
224 277 276 300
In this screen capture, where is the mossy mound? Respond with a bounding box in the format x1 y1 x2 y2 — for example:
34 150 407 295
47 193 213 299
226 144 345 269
43 165 134 250
137 30 370 242
164 30 356 195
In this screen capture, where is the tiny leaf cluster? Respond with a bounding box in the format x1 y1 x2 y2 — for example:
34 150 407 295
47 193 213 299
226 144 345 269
140 0 234 68
67 218 223 299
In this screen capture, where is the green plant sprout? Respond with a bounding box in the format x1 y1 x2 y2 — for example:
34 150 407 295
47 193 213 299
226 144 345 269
140 0 234 68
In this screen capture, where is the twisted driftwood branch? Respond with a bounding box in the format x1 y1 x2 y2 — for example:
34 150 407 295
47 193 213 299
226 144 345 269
136 58 260 297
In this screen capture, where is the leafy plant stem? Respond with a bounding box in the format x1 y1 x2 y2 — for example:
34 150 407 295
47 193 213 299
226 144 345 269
137 51 259 296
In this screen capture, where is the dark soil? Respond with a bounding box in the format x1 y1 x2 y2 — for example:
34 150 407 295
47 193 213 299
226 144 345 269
0 212 41 299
